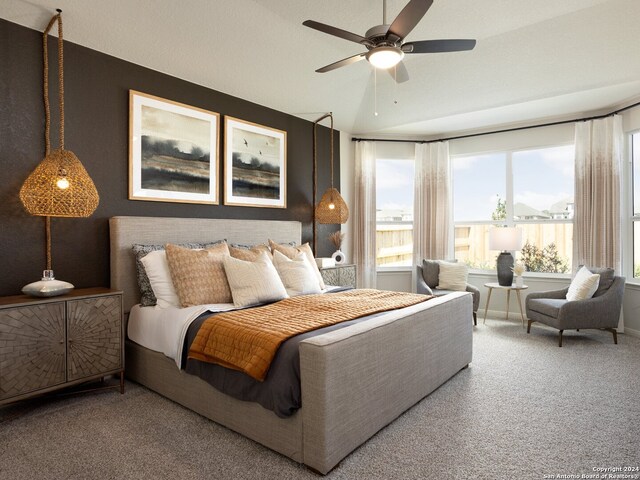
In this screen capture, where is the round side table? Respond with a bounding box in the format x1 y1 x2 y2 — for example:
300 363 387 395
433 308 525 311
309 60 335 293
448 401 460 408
483 282 529 326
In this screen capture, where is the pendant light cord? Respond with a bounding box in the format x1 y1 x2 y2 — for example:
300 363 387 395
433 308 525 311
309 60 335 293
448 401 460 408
43 11 65 155
313 112 334 252
42 10 65 270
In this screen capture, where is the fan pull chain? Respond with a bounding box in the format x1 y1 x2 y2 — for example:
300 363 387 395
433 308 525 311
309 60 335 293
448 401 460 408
374 68 378 116
394 65 398 105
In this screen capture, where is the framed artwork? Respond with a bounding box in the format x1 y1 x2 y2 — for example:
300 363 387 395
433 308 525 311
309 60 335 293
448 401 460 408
129 90 220 204
224 116 287 208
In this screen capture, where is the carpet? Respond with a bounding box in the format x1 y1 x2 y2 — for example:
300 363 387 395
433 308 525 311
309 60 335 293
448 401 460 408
1 320 639 479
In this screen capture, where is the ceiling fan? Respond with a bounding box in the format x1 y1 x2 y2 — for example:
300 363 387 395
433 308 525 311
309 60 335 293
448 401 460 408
303 0 476 83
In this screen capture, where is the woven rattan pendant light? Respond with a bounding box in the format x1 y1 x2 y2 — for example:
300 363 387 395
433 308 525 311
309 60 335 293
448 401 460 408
314 113 349 219
19 10 99 296
313 113 349 253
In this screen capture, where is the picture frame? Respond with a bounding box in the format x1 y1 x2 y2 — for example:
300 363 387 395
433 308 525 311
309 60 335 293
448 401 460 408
224 116 287 208
129 90 220 204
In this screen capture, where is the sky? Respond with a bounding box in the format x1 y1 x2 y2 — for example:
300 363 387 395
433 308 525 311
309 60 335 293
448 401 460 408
376 159 415 216
453 145 575 222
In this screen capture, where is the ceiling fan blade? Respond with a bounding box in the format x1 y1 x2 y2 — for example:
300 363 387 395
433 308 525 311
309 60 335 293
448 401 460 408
387 0 434 41
303 20 370 45
387 61 410 83
402 39 476 53
316 53 367 73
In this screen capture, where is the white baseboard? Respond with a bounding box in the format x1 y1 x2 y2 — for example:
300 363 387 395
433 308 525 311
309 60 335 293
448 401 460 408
479 309 528 324
483 309 639 338
624 326 640 338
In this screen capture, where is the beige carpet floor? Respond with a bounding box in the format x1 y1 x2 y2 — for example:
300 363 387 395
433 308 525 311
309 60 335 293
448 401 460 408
1 319 639 479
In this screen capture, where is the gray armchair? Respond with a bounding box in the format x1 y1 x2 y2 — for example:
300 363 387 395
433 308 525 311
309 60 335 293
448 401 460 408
416 259 480 325
525 268 624 347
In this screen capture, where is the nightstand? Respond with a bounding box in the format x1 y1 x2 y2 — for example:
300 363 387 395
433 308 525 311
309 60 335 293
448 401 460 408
319 264 357 288
0 288 124 405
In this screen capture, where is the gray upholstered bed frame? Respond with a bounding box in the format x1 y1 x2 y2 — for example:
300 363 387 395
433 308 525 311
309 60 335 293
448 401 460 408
110 216 473 474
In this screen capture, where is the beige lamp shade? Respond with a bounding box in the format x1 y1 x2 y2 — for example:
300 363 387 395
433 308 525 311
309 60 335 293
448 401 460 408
316 187 349 224
489 226 523 251
20 149 99 217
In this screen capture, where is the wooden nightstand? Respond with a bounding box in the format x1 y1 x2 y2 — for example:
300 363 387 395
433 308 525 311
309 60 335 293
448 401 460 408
0 288 124 405
319 264 357 288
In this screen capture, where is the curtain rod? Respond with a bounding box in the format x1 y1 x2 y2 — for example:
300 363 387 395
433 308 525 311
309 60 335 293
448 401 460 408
351 99 640 144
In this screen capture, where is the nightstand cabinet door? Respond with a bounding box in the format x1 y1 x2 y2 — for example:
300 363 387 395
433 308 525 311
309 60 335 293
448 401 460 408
0 303 66 400
320 268 340 286
338 265 356 288
320 264 357 288
67 295 122 382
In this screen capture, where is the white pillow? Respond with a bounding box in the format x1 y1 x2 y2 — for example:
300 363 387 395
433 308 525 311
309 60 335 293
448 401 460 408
223 252 288 307
436 261 468 292
139 250 180 308
566 266 600 301
272 250 322 297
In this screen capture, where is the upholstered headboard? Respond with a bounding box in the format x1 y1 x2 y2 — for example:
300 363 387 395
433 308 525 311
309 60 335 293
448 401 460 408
109 216 302 313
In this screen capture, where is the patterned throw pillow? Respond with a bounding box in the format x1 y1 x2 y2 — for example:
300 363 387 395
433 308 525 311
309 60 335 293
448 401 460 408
165 243 233 307
269 240 326 290
229 244 272 262
133 242 222 307
223 252 288 307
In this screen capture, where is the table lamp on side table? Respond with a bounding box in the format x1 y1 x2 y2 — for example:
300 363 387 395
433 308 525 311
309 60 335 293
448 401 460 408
489 227 523 287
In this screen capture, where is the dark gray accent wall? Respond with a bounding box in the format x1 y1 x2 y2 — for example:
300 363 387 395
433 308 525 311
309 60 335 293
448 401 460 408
0 19 339 296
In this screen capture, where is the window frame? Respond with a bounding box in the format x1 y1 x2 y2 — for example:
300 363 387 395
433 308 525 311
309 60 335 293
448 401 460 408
452 143 574 277
629 130 640 282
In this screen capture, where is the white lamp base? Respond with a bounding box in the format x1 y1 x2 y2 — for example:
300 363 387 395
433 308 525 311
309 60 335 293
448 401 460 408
22 270 74 297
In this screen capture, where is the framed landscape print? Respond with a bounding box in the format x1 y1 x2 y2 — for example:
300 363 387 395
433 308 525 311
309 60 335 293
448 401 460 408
129 90 219 204
224 116 286 208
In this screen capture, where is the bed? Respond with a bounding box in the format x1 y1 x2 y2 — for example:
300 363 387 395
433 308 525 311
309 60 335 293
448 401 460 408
109 215 473 474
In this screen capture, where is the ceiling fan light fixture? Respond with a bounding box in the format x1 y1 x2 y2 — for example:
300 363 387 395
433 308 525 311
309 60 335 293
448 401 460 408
366 46 404 69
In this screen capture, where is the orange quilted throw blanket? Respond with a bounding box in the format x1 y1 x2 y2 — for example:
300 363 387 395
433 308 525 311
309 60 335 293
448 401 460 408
188 289 432 381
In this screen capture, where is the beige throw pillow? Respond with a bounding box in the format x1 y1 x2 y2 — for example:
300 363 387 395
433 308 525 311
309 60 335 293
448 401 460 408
269 240 326 289
566 266 600 301
272 250 322 297
223 252 288 307
165 243 232 307
436 262 468 291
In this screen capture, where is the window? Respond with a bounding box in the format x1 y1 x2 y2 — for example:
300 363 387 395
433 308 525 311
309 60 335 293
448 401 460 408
376 158 415 267
632 132 640 277
453 145 574 274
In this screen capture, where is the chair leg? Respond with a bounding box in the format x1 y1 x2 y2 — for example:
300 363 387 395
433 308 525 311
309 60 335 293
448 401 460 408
604 328 618 344
527 319 535 333
473 312 477 326
558 330 563 347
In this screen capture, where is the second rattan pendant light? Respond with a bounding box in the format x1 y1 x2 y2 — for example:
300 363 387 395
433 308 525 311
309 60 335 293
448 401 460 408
19 10 99 296
314 113 349 224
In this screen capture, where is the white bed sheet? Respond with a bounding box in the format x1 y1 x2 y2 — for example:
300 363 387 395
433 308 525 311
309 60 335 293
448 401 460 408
127 303 239 367
127 286 344 367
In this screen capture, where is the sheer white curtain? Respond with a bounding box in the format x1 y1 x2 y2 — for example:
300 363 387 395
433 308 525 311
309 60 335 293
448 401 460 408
573 115 623 329
413 141 451 267
354 141 377 288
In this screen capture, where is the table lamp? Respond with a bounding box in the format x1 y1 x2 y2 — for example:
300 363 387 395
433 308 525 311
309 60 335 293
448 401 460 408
489 227 523 286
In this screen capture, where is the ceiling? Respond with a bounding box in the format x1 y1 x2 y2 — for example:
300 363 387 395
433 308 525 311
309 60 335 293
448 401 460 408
4 0 640 137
